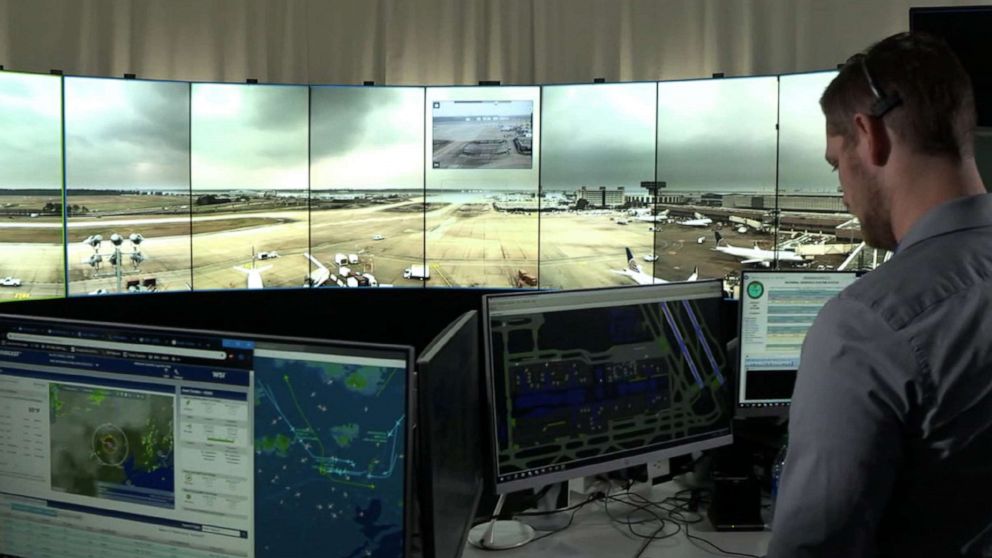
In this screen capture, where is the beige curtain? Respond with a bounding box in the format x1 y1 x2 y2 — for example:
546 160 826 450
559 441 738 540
0 0 980 85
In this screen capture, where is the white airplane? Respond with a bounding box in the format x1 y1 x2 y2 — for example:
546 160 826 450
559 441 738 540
635 210 670 223
303 253 330 287
233 247 270 289
612 247 698 285
713 231 805 267
677 212 712 227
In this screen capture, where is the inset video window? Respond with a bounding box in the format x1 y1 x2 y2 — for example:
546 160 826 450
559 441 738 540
65 77 192 296
425 87 540 288
0 71 64 302
540 83 659 290
656 77 778 287
191 83 309 290
310 86 425 288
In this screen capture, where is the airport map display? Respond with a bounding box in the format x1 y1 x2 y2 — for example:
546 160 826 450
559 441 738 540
490 296 729 480
49 384 176 508
253 352 407 558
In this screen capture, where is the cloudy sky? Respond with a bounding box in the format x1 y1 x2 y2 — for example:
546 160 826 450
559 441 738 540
65 77 189 191
657 76 778 193
0 72 62 189
192 83 308 190
779 71 839 195
541 82 656 191
310 86 423 190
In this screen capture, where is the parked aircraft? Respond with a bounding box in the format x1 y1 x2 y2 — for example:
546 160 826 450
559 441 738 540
713 231 805 266
612 247 698 285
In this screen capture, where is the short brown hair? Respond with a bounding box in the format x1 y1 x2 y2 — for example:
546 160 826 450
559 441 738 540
820 31 976 160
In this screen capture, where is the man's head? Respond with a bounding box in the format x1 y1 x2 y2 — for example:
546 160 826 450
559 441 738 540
821 32 977 250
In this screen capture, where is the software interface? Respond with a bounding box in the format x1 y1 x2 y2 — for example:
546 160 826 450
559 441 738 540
0 317 410 558
738 271 857 410
486 282 731 492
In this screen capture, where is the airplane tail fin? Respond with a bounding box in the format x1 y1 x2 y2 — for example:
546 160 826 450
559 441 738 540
625 247 638 272
694 212 704 220
688 267 699 281
714 231 725 246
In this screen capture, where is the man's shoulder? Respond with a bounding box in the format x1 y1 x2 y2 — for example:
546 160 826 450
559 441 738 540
839 228 992 331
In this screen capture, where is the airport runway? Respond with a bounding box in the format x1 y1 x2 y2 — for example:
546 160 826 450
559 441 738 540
1 199 848 301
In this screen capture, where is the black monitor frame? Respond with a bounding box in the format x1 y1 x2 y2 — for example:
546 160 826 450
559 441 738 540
415 310 484 558
482 281 734 494
0 312 416 558
734 269 857 418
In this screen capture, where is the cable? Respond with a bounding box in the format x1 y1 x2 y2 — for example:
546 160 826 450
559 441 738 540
683 521 762 558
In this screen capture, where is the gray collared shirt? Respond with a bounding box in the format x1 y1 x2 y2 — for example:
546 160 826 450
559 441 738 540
767 193 992 558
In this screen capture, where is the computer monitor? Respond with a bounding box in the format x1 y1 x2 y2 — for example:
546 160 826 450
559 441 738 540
736 270 858 417
0 313 413 558
483 281 733 494
415 310 484 558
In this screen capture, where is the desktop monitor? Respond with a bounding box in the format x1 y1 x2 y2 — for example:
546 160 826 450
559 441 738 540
0 313 413 558
736 270 858 417
415 310 484 558
483 281 733 494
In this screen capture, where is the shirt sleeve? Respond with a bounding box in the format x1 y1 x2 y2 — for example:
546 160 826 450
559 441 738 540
765 296 920 558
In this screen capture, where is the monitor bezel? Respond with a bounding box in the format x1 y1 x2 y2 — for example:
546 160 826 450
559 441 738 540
414 310 483 558
0 311 416 558
482 280 733 494
734 269 858 418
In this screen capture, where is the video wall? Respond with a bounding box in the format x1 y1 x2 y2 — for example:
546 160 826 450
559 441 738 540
0 69 858 302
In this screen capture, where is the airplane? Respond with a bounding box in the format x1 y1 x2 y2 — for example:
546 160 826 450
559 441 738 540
632 209 669 223
677 212 712 227
233 247 270 289
303 253 330 287
612 247 698 285
304 253 379 288
713 231 805 267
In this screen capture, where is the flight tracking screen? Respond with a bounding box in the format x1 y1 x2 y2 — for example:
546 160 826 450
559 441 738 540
737 271 857 413
485 282 732 492
0 316 411 558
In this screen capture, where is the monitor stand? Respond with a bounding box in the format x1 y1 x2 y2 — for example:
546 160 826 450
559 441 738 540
468 493 536 550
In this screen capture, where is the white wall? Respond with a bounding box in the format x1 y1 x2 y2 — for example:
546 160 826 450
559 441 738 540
0 0 981 85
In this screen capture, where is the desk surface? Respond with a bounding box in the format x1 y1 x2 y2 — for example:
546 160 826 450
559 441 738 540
462 482 770 558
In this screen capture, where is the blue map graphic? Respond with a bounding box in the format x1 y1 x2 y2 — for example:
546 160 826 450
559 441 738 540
254 356 407 558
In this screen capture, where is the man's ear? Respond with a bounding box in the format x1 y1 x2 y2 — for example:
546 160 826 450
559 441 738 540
852 113 891 167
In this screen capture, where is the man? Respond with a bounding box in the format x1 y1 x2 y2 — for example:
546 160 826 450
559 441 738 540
767 32 991 557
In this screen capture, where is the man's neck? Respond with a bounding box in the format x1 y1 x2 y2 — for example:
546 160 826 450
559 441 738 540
888 153 987 243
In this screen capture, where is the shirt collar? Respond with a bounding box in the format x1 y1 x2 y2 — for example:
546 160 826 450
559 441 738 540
896 193 992 253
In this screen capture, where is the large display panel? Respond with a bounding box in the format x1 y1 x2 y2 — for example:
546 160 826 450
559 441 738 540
0 314 413 558
425 86 540 288
0 71 64 302
484 281 732 493
416 311 483 558
655 77 782 285
736 270 857 417
540 83 660 289
191 83 309 290
309 86 425 288
65 77 192 296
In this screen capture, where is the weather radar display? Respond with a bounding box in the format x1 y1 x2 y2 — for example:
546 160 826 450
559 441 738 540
49 384 175 508
254 350 408 558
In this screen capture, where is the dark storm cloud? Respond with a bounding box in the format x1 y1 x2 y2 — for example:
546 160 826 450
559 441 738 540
65 77 190 190
309 87 424 190
191 83 309 190
656 77 779 192
541 83 657 190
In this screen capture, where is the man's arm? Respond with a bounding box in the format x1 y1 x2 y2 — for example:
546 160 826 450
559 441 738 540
766 297 920 558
